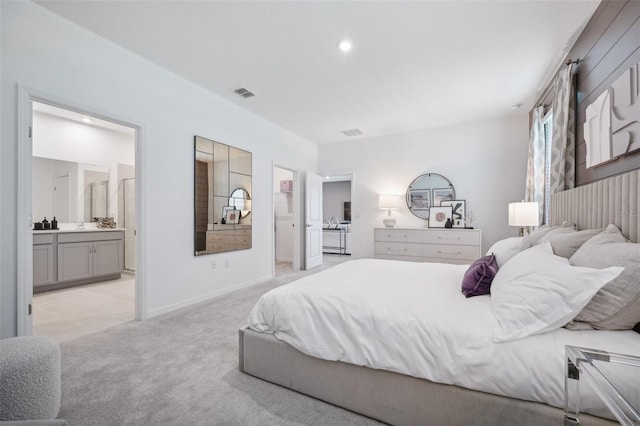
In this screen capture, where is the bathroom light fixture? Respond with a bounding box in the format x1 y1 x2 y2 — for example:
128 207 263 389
337 39 352 52
379 194 403 228
82 117 92 123
508 201 539 236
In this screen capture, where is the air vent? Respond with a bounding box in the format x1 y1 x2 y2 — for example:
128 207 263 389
234 88 255 98
340 128 364 137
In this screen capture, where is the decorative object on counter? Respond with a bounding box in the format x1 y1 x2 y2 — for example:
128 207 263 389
77 220 85 230
406 173 455 220
465 210 475 229
445 218 453 229
97 217 117 229
42 217 50 230
224 209 239 224
428 206 452 228
508 201 539 236
51 217 58 230
378 194 403 228
33 222 43 230
440 200 466 228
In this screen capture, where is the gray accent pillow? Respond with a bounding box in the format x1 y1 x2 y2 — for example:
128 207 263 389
540 228 603 259
519 223 575 251
568 225 640 330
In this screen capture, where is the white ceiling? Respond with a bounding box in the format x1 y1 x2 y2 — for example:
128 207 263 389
35 1 600 144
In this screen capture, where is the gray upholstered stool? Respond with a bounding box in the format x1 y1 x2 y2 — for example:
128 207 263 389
0 336 61 421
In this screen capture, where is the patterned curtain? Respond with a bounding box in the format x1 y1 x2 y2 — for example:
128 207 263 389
549 63 576 193
525 106 546 222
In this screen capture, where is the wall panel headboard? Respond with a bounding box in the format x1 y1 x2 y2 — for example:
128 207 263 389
550 169 639 242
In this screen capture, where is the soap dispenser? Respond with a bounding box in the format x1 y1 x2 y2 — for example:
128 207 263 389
51 217 58 230
42 217 50 230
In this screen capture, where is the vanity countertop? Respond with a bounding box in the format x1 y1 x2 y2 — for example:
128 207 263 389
33 228 125 234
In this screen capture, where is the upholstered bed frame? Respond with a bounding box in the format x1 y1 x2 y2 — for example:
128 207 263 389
239 169 638 425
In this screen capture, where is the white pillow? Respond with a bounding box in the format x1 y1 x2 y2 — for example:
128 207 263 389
491 242 623 342
485 237 523 268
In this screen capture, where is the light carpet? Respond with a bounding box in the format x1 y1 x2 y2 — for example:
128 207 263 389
58 259 382 425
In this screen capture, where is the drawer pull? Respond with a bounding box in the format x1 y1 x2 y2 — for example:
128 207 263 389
437 236 461 240
438 250 461 255
386 247 407 252
387 234 408 239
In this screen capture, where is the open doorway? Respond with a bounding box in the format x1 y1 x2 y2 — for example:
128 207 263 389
30 101 137 342
322 174 353 267
273 166 296 277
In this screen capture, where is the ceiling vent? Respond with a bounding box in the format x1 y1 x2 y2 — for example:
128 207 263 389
234 88 255 98
340 128 364 137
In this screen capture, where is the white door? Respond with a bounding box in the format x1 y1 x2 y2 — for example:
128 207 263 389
54 175 70 222
305 172 323 270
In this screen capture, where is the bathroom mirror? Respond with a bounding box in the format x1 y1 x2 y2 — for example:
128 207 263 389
194 136 252 256
32 156 111 223
406 173 455 220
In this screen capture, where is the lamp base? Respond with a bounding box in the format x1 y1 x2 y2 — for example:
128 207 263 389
383 217 396 228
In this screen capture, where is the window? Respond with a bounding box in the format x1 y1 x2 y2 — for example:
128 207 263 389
542 110 553 224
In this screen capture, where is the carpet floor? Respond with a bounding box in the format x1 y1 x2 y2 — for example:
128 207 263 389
58 259 382 425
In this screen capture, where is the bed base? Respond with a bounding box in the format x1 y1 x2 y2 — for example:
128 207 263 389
239 327 613 426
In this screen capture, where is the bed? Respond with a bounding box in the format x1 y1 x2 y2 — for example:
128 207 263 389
239 169 639 425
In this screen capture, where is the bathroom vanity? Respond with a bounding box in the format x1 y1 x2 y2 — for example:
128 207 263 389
33 229 124 293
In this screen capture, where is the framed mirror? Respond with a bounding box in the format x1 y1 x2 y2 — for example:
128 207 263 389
406 173 455 220
194 135 252 256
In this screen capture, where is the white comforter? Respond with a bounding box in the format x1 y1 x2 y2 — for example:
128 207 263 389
248 259 640 416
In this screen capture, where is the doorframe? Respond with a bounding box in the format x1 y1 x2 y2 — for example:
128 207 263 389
16 85 148 336
271 163 302 277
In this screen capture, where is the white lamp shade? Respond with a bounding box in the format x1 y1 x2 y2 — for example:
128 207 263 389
379 194 403 210
508 202 540 227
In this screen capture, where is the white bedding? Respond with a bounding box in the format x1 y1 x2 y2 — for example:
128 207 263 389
248 259 640 417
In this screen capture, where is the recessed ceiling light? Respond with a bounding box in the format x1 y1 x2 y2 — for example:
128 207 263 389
337 40 352 52
509 104 522 111
82 117 92 123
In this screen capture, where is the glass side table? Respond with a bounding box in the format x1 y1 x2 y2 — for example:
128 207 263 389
565 346 640 426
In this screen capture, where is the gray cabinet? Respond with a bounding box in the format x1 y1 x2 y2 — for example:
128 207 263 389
58 231 124 282
33 230 124 292
33 234 56 287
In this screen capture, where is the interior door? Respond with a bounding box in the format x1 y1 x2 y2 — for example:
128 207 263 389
305 172 323 270
54 174 70 222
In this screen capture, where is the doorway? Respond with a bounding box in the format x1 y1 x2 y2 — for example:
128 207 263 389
28 100 138 342
273 166 297 277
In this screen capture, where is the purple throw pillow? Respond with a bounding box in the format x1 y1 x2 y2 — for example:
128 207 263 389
461 254 498 298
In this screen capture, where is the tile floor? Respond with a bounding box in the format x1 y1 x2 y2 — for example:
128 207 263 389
33 271 135 343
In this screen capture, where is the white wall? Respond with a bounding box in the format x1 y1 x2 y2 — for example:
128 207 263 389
33 111 135 224
318 115 529 258
323 181 351 222
0 1 317 337
274 167 294 262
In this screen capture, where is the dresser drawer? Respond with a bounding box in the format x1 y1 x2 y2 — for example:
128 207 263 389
374 229 422 244
422 244 480 261
424 230 480 246
375 241 423 257
375 254 423 262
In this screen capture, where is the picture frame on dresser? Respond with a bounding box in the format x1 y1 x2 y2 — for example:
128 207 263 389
440 200 465 228
224 209 239 224
428 206 452 228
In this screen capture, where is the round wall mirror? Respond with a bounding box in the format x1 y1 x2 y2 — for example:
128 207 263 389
406 173 455 220
229 188 251 216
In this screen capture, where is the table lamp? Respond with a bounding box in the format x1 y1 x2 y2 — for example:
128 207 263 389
379 194 403 228
509 201 539 236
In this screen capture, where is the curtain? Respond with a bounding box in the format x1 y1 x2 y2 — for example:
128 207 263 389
525 106 546 222
549 63 576 193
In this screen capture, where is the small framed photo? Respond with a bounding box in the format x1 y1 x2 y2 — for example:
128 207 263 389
440 200 466 228
224 207 239 224
433 188 455 206
408 190 430 209
428 206 452 228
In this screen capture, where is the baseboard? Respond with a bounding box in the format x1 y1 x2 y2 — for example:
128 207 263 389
147 274 272 318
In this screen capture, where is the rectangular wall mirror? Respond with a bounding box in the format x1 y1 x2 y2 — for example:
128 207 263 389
194 135 252 256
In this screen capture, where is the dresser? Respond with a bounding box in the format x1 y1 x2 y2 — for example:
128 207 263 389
374 228 482 264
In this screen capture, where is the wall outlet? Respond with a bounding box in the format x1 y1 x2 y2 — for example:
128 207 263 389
225 259 230 268
210 260 216 270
